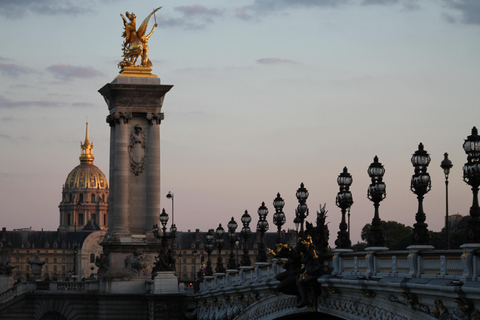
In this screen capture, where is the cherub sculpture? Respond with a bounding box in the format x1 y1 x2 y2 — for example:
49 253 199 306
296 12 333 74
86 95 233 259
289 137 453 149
119 7 161 69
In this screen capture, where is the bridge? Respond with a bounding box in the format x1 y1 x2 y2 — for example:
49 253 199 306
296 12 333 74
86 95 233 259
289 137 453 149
194 245 480 320
2 245 480 319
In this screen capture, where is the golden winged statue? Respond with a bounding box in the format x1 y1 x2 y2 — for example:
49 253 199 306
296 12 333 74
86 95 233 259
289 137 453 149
118 7 162 69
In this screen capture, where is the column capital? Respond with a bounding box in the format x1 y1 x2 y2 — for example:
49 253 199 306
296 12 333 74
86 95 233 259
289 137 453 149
106 112 133 126
147 113 164 125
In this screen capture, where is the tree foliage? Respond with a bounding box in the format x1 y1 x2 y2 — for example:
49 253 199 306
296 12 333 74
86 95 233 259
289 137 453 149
360 221 413 250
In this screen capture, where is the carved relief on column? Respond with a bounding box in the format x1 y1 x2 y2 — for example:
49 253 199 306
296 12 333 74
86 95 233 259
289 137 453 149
106 112 133 127
129 125 146 176
146 113 164 125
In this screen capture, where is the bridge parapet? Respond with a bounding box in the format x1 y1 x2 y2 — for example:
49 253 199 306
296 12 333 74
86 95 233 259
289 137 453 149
332 248 478 280
0 280 100 305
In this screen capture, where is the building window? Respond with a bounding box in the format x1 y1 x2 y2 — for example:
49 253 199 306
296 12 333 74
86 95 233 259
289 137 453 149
103 214 107 226
45 258 48 263
67 214 71 225
102 194 105 202
91 194 95 203
53 266 57 272
54 258 57 263
62 258 65 263
90 253 95 263
62 266 65 272
79 194 83 202
45 266 49 272
78 214 84 226
91 214 96 223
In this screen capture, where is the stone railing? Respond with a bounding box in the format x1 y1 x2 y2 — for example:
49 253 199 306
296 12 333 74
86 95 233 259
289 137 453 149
0 280 100 305
332 247 479 281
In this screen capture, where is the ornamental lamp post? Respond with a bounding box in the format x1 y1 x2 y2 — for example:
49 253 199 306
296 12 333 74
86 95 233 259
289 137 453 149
227 217 238 270
335 167 353 249
367 156 387 248
440 153 453 249
295 183 309 237
256 202 269 263
240 210 252 267
273 193 286 243
463 127 480 243
215 224 226 273
152 208 177 273
410 143 432 246
205 229 214 276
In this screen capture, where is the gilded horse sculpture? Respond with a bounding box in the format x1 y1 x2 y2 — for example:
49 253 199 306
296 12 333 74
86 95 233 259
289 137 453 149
118 7 161 69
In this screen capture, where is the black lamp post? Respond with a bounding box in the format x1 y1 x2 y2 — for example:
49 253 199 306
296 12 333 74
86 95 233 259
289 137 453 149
410 143 432 245
335 167 353 249
256 202 269 263
240 210 252 267
463 127 480 243
440 153 453 249
215 224 226 273
273 193 286 243
205 229 214 276
295 183 309 236
166 191 174 227
152 208 177 273
227 217 238 270
367 156 387 247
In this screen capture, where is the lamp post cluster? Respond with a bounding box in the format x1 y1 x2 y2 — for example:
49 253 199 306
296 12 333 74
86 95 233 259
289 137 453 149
366 156 387 248
463 127 480 243
256 202 269 263
335 167 354 249
152 208 177 272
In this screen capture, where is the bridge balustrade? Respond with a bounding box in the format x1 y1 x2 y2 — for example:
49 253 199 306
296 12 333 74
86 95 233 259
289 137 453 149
332 249 470 280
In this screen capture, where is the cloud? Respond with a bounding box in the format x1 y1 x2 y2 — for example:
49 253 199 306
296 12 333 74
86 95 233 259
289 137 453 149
46 64 104 80
0 63 36 78
72 102 95 108
256 58 296 64
174 4 222 17
0 96 62 109
0 0 91 19
442 0 480 25
157 5 223 29
243 0 348 15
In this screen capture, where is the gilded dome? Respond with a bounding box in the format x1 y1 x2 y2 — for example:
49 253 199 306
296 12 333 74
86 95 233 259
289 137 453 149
64 121 108 190
65 163 108 190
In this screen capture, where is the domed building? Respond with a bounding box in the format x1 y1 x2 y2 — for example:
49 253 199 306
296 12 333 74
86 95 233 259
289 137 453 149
59 122 109 231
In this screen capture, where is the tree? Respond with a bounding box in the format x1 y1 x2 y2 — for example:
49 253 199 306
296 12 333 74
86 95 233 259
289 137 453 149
360 221 413 250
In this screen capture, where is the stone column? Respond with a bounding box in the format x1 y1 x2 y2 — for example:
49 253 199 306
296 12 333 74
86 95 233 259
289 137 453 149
112 112 131 235
145 113 163 236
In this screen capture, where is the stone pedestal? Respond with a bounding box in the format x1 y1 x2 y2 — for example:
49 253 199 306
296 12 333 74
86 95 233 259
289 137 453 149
153 271 179 294
98 75 173 294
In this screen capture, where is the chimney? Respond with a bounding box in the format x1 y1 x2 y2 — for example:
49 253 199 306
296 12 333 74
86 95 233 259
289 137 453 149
195 229 200 241
2 227 6 241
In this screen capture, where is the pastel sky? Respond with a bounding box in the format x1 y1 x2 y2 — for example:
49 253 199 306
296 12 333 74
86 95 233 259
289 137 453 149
1 0 479 245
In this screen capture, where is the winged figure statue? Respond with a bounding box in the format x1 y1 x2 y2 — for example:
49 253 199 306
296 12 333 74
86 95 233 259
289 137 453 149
118 7 162 69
